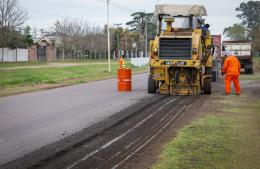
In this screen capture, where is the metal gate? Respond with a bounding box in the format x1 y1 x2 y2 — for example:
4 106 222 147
37 46 46 61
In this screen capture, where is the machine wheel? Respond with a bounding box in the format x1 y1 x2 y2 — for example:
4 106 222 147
148 76 156 93
212 71 217 82
248 67 253 74
245 63 253 74
204 77 212 94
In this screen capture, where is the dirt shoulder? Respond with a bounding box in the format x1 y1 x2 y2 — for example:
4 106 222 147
125 94 209 169
127 72 260 169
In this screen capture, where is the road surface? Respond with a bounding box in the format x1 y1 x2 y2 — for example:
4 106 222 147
1 95 195 169
0 73 151 165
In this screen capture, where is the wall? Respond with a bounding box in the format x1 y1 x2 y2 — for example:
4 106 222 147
0 48 28 62
131 57 149 67
46 46 55 62
28 46 37 61
28 46 56 62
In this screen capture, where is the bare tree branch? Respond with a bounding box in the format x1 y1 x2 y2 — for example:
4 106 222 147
0 0 28 47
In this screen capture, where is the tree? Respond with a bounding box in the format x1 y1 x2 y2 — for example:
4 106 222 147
236 1 260 53
223 24 248 40
126 12 156 56
4 28 33 49
236 1 260 32
56 18 108 59
0 0 28 47
6 30 24 48
23 25 33 46
126 12 155 36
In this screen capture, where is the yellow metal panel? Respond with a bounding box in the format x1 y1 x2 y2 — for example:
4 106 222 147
149 40 154 57
151 60 201 69
206 55 213 67
194 28 202 35
154 68 165 80
192 34 201 49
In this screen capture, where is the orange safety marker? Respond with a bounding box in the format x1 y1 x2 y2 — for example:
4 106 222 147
117 68 132 91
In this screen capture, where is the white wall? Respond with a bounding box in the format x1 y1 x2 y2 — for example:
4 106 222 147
131 57 149 67
0 48 28 62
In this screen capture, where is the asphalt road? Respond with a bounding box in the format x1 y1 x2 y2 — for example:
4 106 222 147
1 95 194 169
0 73 151 165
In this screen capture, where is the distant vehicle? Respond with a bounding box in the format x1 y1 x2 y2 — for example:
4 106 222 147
222 41 253 74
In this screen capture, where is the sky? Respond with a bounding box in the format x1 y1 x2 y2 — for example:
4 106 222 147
19 0 251 36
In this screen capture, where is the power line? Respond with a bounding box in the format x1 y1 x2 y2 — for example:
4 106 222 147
27 7 65 18
26 6 107 25
95 0 134 13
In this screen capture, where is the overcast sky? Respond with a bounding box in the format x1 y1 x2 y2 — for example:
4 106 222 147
19 0 250 35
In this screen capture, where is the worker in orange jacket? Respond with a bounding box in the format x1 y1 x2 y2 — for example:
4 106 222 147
119 55 126 69
222 53 241 95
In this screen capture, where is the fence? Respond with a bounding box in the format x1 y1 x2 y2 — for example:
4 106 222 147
130 57 149 67
0 47 148 62
55 49 148 60
1 48 28 62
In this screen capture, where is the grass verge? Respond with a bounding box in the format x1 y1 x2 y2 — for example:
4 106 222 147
240 56 260 80
153 89 260 169
0 61 47 68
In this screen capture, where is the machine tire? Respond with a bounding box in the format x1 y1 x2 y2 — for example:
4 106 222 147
204 77 212 94
212 71 217 82
245 63 253 74
247 65 253 74
245 64 249 74
148 76 156 93
245 68 248 74
248 67 253 74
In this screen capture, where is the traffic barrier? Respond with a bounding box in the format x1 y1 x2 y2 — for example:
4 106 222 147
118 68 132 92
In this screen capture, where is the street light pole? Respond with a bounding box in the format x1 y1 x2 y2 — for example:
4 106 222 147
107 0 111 72
114 23 122 58
145 17 148 58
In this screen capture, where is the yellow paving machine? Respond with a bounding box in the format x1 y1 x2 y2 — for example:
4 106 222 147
148 5 214 95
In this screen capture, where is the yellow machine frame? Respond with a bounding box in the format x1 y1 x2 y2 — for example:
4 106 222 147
148 7 213 95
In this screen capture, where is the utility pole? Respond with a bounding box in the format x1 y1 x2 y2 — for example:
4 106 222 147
144 17 148 58
114 23 122 58
55 21 59 60
125 35 128 58
107 0 111 72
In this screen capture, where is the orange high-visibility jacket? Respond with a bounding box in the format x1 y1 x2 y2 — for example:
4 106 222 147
119 58 125 68
223 55 241 76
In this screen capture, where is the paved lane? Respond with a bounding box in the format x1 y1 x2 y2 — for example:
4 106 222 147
0 73 151 165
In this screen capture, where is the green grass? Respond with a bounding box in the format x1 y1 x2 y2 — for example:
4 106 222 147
0 61 148 95
254 57 260 69
0 59 120 68
0 61 47 68
240 73 260 80
239 57 260 80
0 62 147 88
153 94 260 169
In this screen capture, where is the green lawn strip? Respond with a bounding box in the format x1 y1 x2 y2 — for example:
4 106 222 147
153 95 260 169
0 62 141 88
0 61 47 68
0 59 122 69
254 57 260 69
0 62 148 95
240 74 260 80
239 57 260 80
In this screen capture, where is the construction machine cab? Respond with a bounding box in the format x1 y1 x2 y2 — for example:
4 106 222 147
159 15 193 32
148 5 213 95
